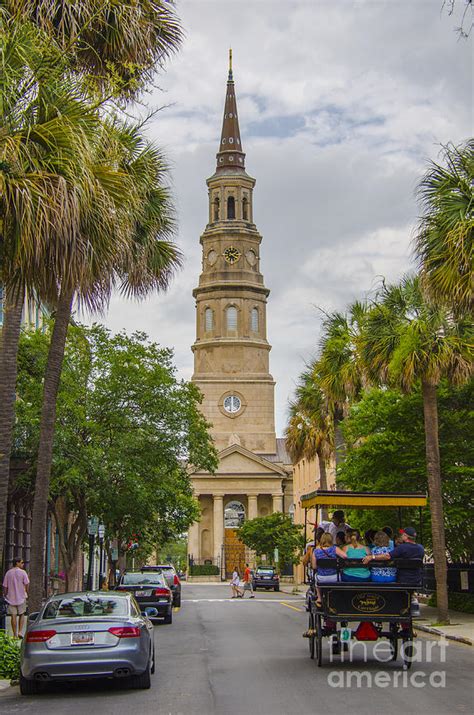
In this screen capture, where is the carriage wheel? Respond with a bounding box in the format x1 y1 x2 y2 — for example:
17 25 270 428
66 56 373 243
308 613 315 659
315 613 323 667
402 634 413 670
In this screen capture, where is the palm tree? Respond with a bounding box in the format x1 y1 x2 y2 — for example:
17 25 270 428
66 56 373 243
7 0 183 99
285 369 334 520
361 275 473 623
315 301 369 467
0 20 102 561
27 120 182 610
414 140 473 315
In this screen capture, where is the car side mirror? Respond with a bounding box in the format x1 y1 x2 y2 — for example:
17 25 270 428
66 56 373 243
28 612 39 622
142 607 158 618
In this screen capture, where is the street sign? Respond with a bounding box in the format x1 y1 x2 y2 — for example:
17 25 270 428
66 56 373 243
87 517 99 536
274 548 279 563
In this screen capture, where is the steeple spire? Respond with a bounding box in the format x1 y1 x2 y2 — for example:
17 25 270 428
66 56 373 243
216 50 245 172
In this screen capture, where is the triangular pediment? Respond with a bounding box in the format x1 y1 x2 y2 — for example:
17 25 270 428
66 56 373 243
190 443 286 478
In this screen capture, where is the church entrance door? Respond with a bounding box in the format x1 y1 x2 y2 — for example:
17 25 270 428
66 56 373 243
224 529 246 578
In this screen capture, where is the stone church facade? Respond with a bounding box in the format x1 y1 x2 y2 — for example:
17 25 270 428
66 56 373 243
187 57 293 578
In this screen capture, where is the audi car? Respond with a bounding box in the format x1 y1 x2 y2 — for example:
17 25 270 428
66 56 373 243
20 591 155 695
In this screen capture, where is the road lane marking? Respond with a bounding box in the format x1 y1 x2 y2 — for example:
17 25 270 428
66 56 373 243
280 601 304 612
182 598 305 603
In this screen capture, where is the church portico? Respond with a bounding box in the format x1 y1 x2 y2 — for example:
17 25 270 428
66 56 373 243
187 54 293 580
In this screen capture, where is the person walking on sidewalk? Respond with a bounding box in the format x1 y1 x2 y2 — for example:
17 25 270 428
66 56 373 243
230 567 244 598
2 556 29 638
243 563 255 598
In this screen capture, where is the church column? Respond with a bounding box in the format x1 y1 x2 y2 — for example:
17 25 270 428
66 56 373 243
248 495 258 520
213 495 224 564
188 520 200 563
272 493 283 513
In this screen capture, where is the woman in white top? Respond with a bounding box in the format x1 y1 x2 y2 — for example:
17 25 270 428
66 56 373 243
230 568 243 598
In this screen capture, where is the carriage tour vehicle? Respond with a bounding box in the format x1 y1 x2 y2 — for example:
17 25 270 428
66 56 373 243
301 490 427 669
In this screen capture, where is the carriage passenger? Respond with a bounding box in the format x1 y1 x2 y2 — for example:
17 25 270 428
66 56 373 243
370 530 397 582
311 533 347 607
341 530 371 582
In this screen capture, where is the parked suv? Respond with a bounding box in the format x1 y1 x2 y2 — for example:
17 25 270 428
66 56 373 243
116 571 173 623
252 567 280 592
141 565 181 607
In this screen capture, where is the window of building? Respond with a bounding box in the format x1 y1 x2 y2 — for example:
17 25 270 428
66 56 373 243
226 306 237 331
242 196 249 220
251 307 259 332
224 501 245 528
227 196 235 219
213 196 220 221
205 307 213 331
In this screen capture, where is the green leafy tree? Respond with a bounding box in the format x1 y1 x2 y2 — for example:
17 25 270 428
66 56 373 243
338 382 474 562
361 275 473 622
238 513 304 567
14 323 217 589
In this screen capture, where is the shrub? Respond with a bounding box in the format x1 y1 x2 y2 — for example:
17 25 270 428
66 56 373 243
428 592 474 614
0 632 21 680
189 564 220 576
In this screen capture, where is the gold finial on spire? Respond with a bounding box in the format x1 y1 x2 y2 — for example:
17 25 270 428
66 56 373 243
228 48 233 80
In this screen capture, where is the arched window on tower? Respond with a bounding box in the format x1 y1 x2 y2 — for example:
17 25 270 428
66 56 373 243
242 196 249 221
227 196 235 220
226 306 238 331
251 307 259 333
205 307 213 331
213 196 220 221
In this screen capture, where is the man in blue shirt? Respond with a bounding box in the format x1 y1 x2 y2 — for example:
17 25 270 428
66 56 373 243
363 526 424 585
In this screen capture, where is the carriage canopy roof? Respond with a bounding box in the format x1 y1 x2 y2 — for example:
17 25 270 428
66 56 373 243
300 490 427 510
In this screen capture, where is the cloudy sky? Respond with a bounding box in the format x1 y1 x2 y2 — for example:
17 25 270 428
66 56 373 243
103 0 472 435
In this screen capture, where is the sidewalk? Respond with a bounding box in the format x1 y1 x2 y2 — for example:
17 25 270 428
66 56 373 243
416 604 474 646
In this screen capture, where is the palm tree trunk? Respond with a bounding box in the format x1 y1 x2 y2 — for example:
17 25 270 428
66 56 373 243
421 379 449 624
0 285 24 563
29 286 74 611
317 451 328 521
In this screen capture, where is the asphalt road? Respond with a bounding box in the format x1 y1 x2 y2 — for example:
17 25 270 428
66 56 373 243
0 583 472 715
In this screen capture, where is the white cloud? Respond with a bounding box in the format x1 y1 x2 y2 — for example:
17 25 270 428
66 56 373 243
101 0 472 435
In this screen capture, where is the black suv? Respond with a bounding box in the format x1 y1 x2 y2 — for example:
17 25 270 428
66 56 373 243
252 567 280 592
141 565 182 607
116 570 173 623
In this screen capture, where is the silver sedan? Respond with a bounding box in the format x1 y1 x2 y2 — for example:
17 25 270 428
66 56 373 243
20 591 155 695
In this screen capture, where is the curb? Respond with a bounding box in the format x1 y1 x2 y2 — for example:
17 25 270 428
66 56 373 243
415 624 472 646
0 679 12 692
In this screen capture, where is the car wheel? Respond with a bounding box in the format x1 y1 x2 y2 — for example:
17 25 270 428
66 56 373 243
19 674 40 696
163 610 173 624
151 646 156 674
128 662 151 690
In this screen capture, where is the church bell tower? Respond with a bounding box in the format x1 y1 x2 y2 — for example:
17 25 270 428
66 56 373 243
192 52 277 454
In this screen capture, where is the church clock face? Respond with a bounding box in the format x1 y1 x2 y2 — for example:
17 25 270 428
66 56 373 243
223 246 241 265
223 395 241 413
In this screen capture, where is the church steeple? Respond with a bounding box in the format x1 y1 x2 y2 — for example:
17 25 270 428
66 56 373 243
216 49 246 172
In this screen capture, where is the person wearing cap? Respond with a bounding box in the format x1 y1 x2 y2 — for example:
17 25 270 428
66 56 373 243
363 526 424 585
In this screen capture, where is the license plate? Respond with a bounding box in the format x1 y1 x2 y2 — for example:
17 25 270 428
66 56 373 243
135 590 152 597
71 632 94 646
340 627 352 642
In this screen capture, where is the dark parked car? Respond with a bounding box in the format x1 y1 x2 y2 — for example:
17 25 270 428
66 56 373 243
116 571 173 623
20 591 154 695
252 567 280 592
141 565 181 607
